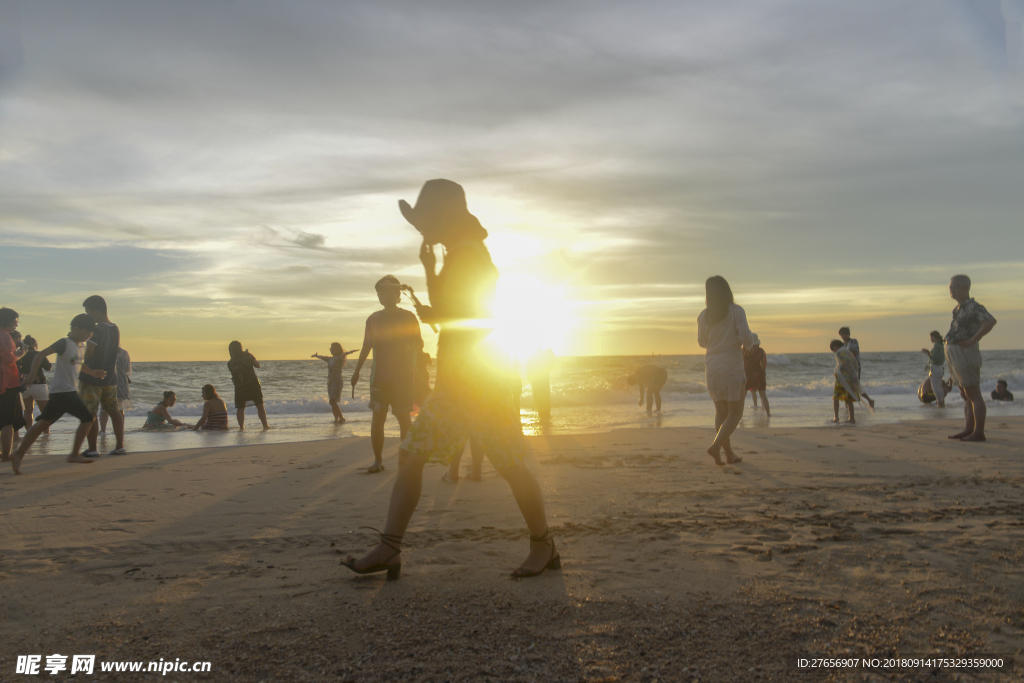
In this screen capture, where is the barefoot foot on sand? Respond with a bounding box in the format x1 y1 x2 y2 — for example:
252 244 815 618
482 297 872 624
960 434 986 442
831 418 839 423
66 454 94 465
11 452 24 474
947 430 970 440
846 418 856 424
706 447 723 466
726 454 743 464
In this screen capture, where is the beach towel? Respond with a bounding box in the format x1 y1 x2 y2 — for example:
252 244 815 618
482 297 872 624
834 348 874 414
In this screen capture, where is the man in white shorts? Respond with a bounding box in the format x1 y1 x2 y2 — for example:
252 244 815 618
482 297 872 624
944 274 997 442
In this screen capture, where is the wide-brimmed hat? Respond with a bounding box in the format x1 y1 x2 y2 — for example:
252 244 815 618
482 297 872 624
399 179 468 233
750 333 760 346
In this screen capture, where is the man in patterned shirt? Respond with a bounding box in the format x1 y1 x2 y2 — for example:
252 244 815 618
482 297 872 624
944 274 997 442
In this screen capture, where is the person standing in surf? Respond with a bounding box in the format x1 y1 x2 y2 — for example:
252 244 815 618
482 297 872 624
342 179 557 579
228 341 270 430
697 276 753 466
313 343 359 424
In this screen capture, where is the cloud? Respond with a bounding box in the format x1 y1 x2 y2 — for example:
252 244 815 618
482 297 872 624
2 0 1023 356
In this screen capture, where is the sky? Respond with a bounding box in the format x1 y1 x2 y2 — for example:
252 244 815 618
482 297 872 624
2 0 1023 360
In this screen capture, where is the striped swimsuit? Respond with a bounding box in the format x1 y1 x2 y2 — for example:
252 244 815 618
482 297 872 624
204 410 229 430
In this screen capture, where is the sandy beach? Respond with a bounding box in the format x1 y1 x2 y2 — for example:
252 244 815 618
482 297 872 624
2 418 1022 682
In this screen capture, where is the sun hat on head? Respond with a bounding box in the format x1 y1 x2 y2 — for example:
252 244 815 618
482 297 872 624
750 333 760 346
398 179 487 242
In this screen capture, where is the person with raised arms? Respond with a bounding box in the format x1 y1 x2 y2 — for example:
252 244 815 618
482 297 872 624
312 343 359 424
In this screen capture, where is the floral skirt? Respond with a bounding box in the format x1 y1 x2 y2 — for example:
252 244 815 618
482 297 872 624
833 379 856 403
400 344 525 470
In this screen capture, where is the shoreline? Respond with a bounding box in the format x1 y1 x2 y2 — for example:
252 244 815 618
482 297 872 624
2 418 1022 681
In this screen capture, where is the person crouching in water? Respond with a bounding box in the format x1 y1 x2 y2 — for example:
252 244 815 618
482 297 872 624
342 179 557 579
192 384 229 430
350 276 422 473
143 391 189 429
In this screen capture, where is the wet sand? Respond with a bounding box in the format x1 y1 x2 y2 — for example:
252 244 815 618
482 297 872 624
2 417 1022 681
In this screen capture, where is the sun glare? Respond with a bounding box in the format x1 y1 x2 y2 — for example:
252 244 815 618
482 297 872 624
491 274 573 358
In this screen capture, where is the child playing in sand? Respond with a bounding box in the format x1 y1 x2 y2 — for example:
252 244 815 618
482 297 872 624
143 391 189 429
312 343 359 423
192 384 229 430
10 314 106 474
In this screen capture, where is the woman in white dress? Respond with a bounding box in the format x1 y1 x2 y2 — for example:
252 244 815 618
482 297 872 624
697 276 754 465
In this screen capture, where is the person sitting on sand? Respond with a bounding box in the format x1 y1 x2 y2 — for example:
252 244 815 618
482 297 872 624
697 276 752 465
991 379 1014 402
918 377 954 405
920 330 947 408
192 384 229 430
627 364 668 414
944 274 997 442
228 341 270 430
743 333 770 417
9 314 105 474
350 275 423 474
312 343 359 423
342 178 556 580
143 391 189 429
831 340 873 423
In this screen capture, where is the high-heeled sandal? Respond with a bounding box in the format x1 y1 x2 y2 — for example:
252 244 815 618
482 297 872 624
510 528 561 578
340 527 402 581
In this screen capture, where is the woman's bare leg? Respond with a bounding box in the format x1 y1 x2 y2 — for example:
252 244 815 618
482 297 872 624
345 449 427 569
23 397 34 431
759 390 770 417
707 401 728 465
236 405 245 430
710 399 744 463
501 461 553 574
1 425 12 460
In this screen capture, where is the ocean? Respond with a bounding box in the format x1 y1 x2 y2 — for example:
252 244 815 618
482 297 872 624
21 351 1024 456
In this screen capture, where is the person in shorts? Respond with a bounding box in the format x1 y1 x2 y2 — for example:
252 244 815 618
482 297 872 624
79 295 126 456
0 307 26 462
944 274 997 442
18 335 51 432
350 275 423 473
101 347 132 433
10 314 106 474
228 341 270 430
743 333 770 416
342 179 557 580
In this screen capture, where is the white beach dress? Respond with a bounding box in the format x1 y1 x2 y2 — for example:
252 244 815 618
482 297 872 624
697 303 754 402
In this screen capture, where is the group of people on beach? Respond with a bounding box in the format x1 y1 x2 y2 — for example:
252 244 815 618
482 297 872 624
0 179 1011 582
1 297 128 474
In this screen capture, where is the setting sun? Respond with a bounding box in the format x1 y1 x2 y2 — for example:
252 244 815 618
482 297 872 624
490 274 573 358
